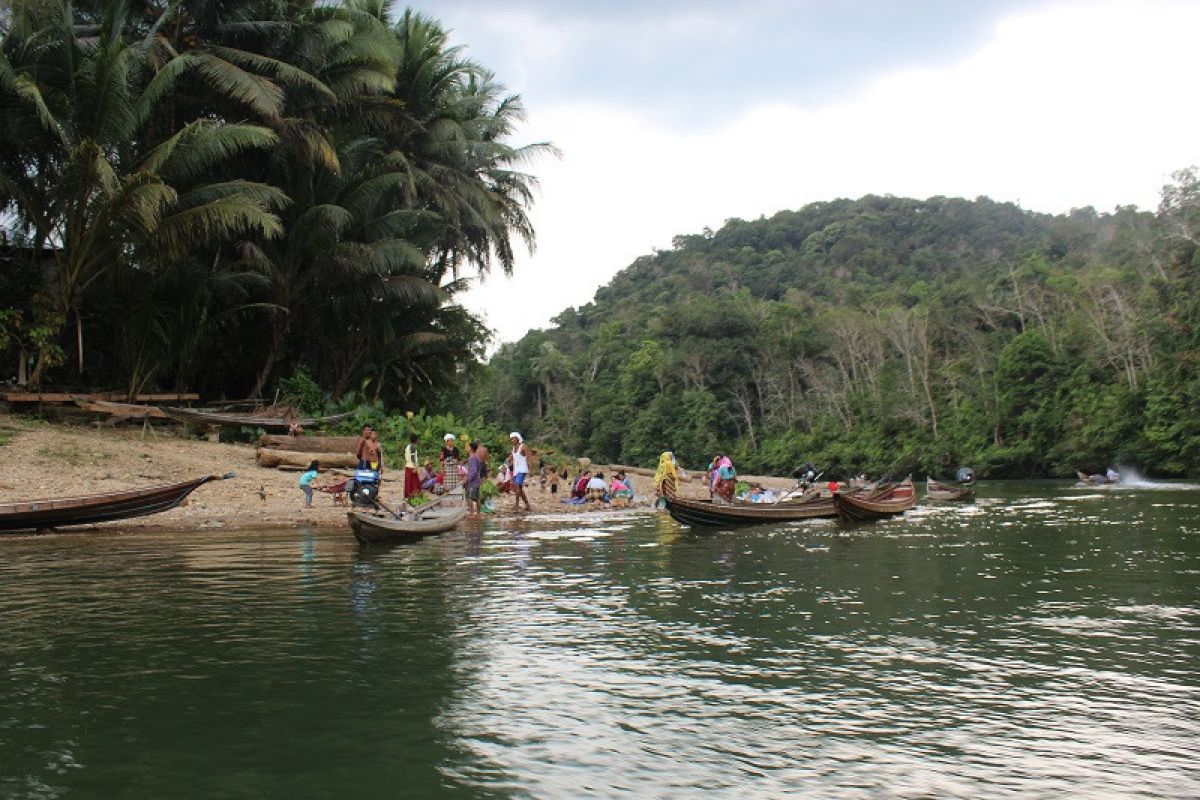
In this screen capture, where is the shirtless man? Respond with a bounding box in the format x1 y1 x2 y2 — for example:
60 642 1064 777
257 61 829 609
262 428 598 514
354 425 373 469
361 430 383 473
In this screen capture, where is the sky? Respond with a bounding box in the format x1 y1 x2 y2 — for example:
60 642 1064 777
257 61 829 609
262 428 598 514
416 0 1200 345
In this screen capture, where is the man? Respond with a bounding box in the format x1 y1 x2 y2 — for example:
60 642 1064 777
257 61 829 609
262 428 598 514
354 425 373 469
508 432 532 512
361 429 383 473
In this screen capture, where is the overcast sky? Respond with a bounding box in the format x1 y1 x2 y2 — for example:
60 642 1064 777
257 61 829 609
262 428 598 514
416 0 1200 344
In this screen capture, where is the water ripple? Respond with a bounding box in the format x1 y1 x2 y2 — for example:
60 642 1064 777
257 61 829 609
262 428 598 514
2 489 1199 797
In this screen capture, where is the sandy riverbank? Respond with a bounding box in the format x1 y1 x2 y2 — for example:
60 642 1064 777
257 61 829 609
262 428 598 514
0 414 795 534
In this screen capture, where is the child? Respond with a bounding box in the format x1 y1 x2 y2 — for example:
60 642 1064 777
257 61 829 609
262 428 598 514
299 460 320 508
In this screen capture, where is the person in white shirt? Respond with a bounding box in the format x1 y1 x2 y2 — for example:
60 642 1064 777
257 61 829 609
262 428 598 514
586 472 607 502
508 432 533 511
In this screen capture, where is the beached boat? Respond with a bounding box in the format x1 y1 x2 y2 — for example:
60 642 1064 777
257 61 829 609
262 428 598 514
161 407 353 430
662 487 836 528
833 478 916 522
347 506 467 544
926 478 975 501
73 398 167 419
0 473 233 533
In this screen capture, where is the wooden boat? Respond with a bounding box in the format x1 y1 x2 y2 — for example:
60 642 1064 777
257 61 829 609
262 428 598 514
0 473 233 533
926 478 975 501
73 398 167 419
161 406 353 430
833 478 916 522
662 487 836 528
347 505 467 544
1075 470 1119 486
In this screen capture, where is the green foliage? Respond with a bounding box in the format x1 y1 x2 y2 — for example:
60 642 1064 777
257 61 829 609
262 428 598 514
0 2 545 410
279 367 323 415
473 186 1200 478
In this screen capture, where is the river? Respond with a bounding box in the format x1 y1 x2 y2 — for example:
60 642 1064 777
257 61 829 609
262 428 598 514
1 481 1198 798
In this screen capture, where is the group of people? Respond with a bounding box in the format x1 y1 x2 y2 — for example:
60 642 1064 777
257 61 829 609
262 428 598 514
557 469 634 505
404 430 535 514
298 424 666 515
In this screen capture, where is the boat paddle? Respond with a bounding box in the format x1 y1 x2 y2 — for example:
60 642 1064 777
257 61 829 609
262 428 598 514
373 497 407 520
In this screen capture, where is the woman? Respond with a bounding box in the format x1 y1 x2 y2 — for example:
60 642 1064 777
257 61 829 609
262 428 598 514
464 441 484 515
654 452 679 497
403 434 420 498
713 454 736 503
586 472 607 502
420 462 438 492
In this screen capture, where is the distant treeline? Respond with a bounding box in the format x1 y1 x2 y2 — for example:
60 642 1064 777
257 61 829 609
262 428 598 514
0 1 547 407
466 182 1200 478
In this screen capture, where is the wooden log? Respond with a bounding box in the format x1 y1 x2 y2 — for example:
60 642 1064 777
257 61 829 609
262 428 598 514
256 448 359 469
256 434 358 453
1 391 199 403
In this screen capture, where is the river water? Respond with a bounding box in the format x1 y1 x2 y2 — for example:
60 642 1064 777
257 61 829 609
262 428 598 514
1 482 1198 798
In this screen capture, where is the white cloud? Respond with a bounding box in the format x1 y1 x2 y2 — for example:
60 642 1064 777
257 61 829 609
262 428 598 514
460 1 1200 344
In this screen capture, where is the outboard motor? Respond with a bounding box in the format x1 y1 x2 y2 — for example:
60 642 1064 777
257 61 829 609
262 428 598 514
792 462 818 487
349 468 381 507
955 466 976 485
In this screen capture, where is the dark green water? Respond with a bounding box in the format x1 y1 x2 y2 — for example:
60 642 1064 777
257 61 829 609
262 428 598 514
2 482 1198 798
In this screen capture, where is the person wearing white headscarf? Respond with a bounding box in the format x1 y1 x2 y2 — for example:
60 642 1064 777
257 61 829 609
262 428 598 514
508 432 532 511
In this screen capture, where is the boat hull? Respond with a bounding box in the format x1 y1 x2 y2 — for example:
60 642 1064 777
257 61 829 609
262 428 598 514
162 407 353 430
1075 470 1118 487
833 480 916 522
0 476 223 533
926 479 974 501
663 492 836 528
347 507 466 544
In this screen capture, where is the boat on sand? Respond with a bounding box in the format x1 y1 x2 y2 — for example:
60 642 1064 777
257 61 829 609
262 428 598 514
161 406 353 430
0 474 234 533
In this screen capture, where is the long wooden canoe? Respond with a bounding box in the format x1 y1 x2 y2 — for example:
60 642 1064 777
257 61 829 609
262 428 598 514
662 489 836 528
347 506 467 545
73 398 167 419
0 473 233 533
926 478 974 501
833 478 916 522
161 407 353 430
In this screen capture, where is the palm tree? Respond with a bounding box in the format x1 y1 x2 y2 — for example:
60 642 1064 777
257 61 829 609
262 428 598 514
383 11 557 281
0 1 285 381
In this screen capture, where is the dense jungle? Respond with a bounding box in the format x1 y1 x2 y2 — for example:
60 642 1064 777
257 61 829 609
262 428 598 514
0 1 548 408
466 183 1200 478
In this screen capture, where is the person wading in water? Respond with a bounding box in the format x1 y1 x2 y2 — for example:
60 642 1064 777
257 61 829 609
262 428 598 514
508 432 533 512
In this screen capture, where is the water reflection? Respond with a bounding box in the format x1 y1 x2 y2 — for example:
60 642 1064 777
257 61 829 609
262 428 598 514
0 486 1198 797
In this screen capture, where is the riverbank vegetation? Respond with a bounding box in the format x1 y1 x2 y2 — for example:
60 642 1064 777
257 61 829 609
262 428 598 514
0 1 549 407
469 177 1200 478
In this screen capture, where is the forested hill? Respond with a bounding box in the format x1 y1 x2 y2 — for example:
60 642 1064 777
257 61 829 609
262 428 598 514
464 182 1200 479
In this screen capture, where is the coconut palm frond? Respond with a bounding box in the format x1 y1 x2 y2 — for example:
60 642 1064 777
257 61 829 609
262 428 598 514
141 121 279 183
155 199 283 258
191 51 284 119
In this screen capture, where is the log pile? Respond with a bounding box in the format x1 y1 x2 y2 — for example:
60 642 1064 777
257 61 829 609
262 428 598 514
256 434 359 453
255 434 359 470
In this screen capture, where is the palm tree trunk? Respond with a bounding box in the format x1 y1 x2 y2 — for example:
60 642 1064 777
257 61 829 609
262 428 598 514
250 317 289 399
75 311 84 374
